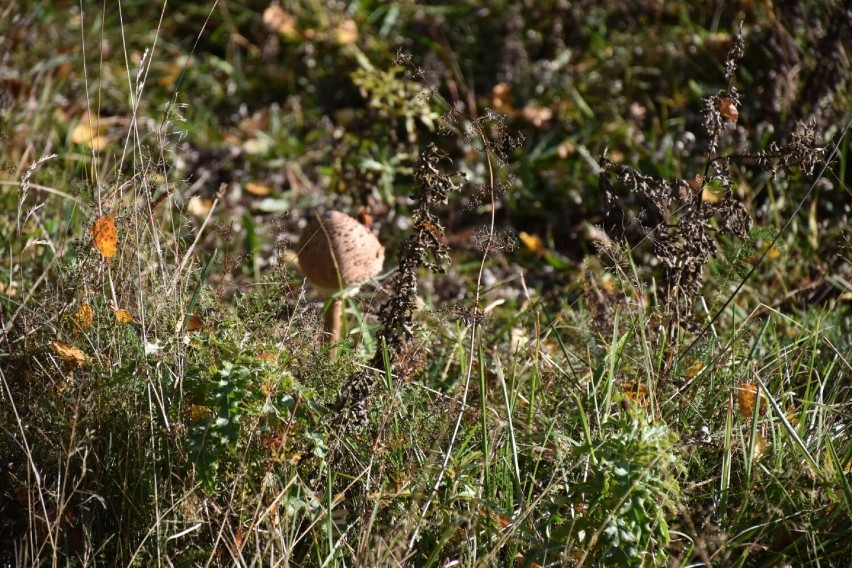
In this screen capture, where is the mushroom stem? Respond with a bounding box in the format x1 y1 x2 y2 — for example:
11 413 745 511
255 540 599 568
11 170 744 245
324 298 343 345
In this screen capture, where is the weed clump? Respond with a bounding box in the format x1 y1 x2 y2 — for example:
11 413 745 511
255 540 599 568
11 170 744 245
333 143 457 427
598 22 826 333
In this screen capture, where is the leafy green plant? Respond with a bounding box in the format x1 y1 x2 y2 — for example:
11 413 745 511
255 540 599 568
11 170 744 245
572 413 683 567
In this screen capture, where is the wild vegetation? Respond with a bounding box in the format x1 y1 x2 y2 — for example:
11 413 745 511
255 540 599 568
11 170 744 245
1 1 850 566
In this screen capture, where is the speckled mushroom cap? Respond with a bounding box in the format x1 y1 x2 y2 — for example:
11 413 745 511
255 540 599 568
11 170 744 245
297 210 385 295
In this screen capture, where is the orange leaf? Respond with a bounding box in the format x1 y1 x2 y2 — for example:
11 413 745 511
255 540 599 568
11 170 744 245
718 98 738 123
623 381 648 403
244 181 271 196
115 309 133 324
49 340 87 365
73 303 93 330
737 382 760 418
519 231 545 255
185 315 203 332
91 214 118 258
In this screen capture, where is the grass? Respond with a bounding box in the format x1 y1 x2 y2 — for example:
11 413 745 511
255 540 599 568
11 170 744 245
1 1 851 566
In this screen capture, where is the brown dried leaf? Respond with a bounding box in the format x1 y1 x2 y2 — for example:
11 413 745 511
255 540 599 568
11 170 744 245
185 315 203 332
718 98 738 123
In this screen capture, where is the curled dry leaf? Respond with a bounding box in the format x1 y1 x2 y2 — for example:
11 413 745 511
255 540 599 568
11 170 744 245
91 214 118 258
49 340 87 365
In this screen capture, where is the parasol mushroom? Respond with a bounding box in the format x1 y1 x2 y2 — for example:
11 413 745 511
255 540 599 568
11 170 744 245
297 210 384 345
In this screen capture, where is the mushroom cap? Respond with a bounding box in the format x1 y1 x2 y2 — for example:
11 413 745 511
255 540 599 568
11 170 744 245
297 210 384 295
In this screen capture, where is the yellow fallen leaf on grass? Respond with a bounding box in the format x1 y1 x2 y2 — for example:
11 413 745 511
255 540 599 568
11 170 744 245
73 303 93 330
71 120 109 151
519 231 545 255
244 181 271 196
115 309 133 324
49 341 87 365
682 360 704 378
91 214 118 258
737 382 762 418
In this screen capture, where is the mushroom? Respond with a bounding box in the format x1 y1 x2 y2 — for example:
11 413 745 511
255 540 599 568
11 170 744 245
297 210 384 346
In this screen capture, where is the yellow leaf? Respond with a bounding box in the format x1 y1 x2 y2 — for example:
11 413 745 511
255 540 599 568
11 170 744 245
91 214 118 258
71 120 109 150
737 382 760 418
683 360 704 378
244 181 271 196
519 231 545 255
49 340 87 365
115 309 133 324
74 303 93 330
